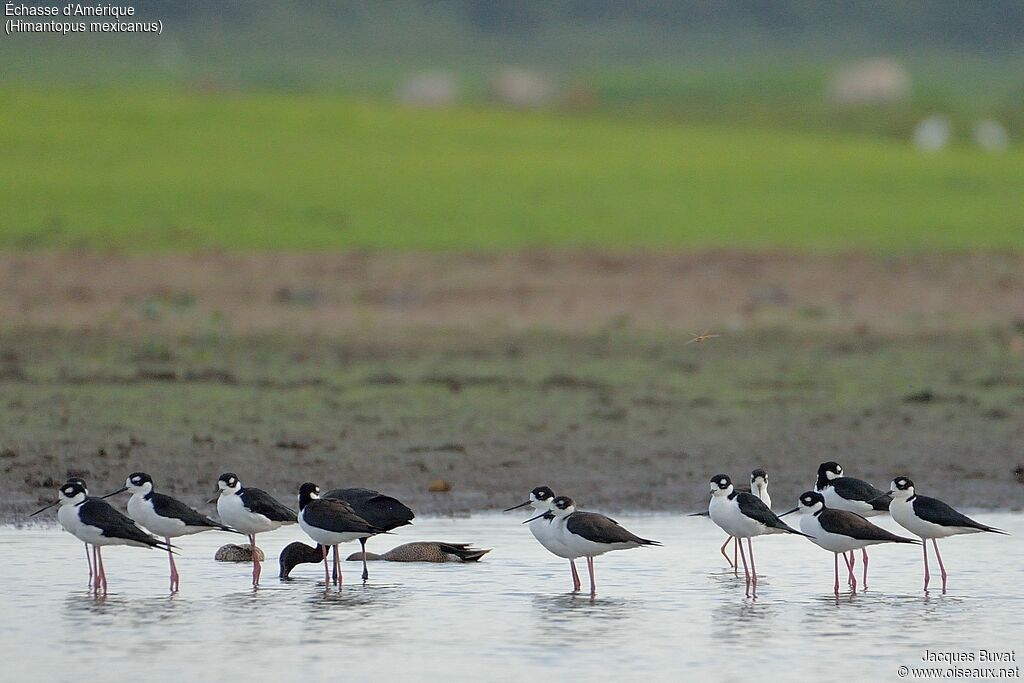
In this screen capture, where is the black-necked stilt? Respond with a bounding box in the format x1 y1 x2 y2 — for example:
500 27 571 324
322 487 414 581
505 486 582 591
886 476 1008 593
213 473 297 587
344 541 491 563
814 461 892 589
296 482 385 589
49 480 173 593
30 476 94 585
718 469 771 571
707 474 808 597
103 472 239 592
785 491 918 595
527 495 660 596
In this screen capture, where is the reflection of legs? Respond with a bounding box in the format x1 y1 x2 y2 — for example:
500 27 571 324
922 541 930 592
931 540 947 593
861 549 869 590
833 553 840 595
719 536 735 568
569 560 581 592
737 539 751 597
586 557 596 596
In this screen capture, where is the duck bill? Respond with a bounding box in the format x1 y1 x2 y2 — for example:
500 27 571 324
29 501 58 517
522 512 548 524
778 507 800 517
100 486 128 499
503 500 531 512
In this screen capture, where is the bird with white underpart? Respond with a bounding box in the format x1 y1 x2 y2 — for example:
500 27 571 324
814 461 891 590
30 476 95 586
505 486 584 592
886 476 1007 594
526 495 660 596
707 474 810 597
213 473 297 587
104 472 239 592
785 491 918 595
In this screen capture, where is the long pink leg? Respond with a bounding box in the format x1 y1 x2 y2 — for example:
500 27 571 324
844 551 855 587
922 539 930 592
165 537 179 592
737 537 751 597
250 534 261 586
833 553 840 595
84 543 93 586
321 545 330 588
586 557 596 596
746 538 757 597
332 545 342 587
720 536 735 568
92 545 101 594
569 560 581 591
733 538 738 575
96 546 107 593
932 540 947 593
846 550 858 593
861 548 869 590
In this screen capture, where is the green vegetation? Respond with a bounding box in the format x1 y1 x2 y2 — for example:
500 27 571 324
1 88 1022 251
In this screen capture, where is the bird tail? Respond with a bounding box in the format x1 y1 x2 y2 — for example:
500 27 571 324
688 511 710 517
983 526 1009 535
438 544 491 562
638 538 662 546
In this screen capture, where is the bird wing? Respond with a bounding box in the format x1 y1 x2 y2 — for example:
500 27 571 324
240 487 297 522
735 493 805 535
304 499 382 535
833 477 892 510
819 509 917 543
566 512 659 545
149 492 225 528
912 495 1004 532
79 499 163 546
324 487 415 529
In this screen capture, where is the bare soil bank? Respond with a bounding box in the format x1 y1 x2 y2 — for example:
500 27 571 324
1 251 1022 519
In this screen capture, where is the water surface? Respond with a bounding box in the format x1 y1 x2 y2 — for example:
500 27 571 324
1 514 1020 682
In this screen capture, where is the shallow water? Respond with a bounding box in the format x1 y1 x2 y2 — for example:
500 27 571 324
1 514 1021 682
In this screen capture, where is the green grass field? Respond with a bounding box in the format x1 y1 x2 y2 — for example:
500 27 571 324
2 88 1022 250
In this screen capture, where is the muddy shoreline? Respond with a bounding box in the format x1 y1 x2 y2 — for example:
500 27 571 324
1 251 1022 519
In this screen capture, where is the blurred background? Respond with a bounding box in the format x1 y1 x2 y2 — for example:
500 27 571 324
2 2 1023 514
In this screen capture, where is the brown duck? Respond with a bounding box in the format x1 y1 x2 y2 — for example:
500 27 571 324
280 541 489 577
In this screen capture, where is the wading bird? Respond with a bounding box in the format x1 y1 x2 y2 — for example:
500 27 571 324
708 474 809 597
785 491 918 595
886 477 1007 593
814 461 891 589
213 473 296 587
505 486 583 591
322 486 414 581
296 482 385 589
526 495 660 596
104 472 238 592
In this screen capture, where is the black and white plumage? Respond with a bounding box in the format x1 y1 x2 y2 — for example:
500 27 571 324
529 495 660 596
297 482 386 589
53 480 172 593
814 461 892 589
323 486 414 581
707 474 808 597
505 486 582 591
214 473 297 587
815 461 891 516
787 491 918 595
30 477 94 586
888 476 1007 593
105 472 238 592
